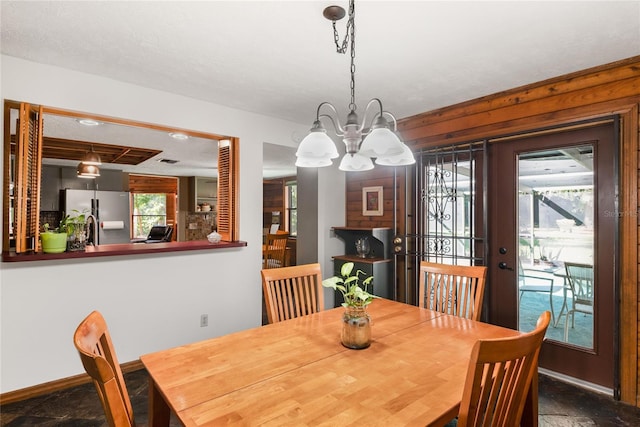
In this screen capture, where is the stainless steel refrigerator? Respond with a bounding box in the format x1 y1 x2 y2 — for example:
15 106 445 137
62 189 131 245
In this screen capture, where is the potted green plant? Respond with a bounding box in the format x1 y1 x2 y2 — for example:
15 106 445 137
323 262 376 349
40 222 68 254
40 209 89 253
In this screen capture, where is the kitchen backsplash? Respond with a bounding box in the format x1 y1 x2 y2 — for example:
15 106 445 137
185 212 216 241
40 211 62 230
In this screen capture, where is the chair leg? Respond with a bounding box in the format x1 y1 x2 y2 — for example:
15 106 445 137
564 310 573 341
547 291 556 327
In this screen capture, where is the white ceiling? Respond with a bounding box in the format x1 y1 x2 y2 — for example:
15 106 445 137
2 1 639 178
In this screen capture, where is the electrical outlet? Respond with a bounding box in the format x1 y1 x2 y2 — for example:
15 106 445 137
200 314 208 327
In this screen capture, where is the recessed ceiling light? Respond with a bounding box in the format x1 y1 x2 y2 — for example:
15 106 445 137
76 119 100 126
169 132 189 140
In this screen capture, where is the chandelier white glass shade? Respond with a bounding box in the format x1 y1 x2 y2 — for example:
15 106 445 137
295 0 415 171
294 119 339 165
339 152 373 171
375 143 416 166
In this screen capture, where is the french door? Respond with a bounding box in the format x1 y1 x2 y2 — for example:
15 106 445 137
396 119 618 391
487 121 618 391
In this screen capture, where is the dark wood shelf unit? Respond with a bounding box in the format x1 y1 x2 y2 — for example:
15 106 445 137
331 227 393 305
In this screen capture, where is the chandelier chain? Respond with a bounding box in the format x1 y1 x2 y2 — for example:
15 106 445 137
330 0 357 111
349 0 356 112
331 20 349 54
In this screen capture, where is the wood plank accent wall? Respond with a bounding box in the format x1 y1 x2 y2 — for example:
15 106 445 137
345 168 405 230
128 174 178 194
263 178 286 230
263 176 296 231
345 56 640 405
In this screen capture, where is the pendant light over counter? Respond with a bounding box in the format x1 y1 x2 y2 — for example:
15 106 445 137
77 146 102 179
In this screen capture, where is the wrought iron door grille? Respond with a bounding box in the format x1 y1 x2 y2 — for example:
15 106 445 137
418 143 485 265
394 142 487 305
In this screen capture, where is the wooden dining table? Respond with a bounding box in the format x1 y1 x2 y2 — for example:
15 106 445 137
141 298 536 426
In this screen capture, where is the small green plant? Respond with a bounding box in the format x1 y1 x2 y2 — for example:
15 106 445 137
60 209 88 236
42 210 88 235
42 222 56 233
322 262 376 308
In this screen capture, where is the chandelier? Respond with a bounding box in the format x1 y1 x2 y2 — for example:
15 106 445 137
295 0 415 171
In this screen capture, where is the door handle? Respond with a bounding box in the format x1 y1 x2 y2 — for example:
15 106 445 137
498 262 513 271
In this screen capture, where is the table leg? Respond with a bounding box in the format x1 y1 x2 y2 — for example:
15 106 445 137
521 371 539 427
148 377 171 427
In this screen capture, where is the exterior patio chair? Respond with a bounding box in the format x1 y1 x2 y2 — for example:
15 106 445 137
518 259 564 326
563 262 594 341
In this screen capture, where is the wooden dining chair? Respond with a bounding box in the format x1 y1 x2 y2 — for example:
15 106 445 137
262 232 289 269
73 311 136 427
457 311 551 427
418 261 488 321
261 263 325 323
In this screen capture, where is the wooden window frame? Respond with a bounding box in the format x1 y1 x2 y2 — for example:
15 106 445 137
3 100 240 255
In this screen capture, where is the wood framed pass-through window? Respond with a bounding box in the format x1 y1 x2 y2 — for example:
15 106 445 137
3 100 241 255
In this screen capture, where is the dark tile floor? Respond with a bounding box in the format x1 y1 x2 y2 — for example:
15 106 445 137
1 370 640 426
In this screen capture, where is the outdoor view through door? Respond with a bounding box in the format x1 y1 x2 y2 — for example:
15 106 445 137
517 146 594 348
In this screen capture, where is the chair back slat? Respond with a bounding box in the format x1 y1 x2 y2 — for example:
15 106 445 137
261 263 325 323
73 311 136 427
418 262 488 320
457 311 551 427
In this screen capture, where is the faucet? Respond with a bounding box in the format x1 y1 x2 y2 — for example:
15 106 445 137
86 214 97 246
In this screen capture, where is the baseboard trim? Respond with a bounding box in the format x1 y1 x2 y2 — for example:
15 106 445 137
539 368 614 397
0 360 144 405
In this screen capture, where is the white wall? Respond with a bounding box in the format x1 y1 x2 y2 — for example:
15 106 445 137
0 55 317 393
318 165 346 307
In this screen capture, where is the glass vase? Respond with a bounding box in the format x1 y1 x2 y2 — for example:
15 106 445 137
355 237 370 258
341 306 371 349
66 221 87 252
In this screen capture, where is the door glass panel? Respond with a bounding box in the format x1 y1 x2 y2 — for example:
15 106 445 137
517 145 594 349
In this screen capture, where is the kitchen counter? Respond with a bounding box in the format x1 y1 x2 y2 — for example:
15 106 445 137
1 240 247 262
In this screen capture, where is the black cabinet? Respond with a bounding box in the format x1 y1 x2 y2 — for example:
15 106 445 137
331 227 393 306
41 165 61 211
60 167 124 191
